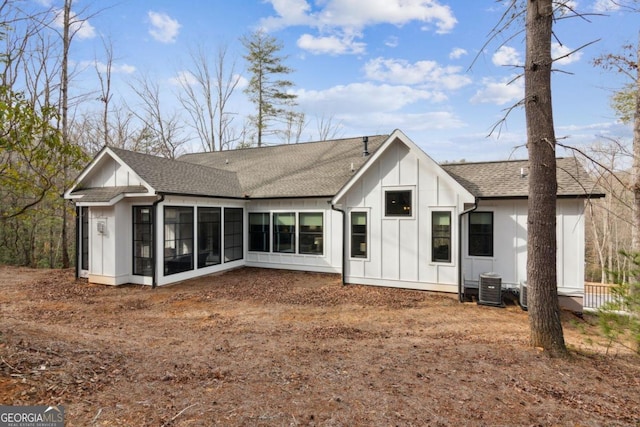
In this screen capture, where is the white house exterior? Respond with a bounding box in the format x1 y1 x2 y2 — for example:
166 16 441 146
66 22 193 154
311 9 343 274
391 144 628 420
65 130 603 309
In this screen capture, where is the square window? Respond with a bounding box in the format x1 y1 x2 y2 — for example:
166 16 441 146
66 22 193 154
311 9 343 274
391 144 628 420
385 190 412 216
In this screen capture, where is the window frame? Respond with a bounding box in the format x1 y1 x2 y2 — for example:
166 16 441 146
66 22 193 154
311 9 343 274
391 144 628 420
350 211 368 259
298 212 324 255
273 212 296 253
431 211 452 263
223 207 244 262
384 188 413 218
197 207 221 268
163 206 194 276
248 212 271 252
468 211 494 257
133 206 154 276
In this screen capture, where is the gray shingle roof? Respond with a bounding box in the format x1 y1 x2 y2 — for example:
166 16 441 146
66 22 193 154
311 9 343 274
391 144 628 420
442 157 605 199
104 147 243 198
69 186 148 203
179 135 388 198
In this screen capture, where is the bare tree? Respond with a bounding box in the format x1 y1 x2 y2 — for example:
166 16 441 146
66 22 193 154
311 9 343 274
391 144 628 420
177 43 240 152
315 113 343 141
95 37 114 147
129 74 188 159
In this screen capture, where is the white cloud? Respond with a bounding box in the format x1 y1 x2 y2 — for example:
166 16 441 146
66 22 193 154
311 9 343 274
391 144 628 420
83 60 136 74
263 0 456 32
295 82 438 115
492 46 521 67
148 11 181 43
53 8 96 40
385 36 399 48
169 70 198 87
261 0 457 55
552 42 583 65
364 57 471 90
471 75 524 105
591 0 620 12
297 33 366 55
449 47 467 60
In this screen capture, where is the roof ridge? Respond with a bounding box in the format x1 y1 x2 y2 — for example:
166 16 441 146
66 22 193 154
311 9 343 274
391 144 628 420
442 157 571 166
179 134 390 158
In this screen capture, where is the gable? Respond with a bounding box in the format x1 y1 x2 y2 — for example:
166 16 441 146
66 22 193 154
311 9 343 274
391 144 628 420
332 130 474 205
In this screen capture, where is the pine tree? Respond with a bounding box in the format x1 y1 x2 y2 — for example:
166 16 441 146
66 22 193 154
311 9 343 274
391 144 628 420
241 29 297 147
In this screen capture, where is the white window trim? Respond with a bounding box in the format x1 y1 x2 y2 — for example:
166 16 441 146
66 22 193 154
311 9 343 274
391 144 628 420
429 208 455 266
349 209 370 261
382 186 416 219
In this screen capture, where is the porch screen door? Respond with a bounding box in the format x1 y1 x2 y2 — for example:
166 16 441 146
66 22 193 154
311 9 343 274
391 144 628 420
133 206 154 276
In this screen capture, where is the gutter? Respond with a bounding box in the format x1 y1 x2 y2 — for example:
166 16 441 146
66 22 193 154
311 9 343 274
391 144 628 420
458 198 479 302
330 203 346 286
151 193 165 289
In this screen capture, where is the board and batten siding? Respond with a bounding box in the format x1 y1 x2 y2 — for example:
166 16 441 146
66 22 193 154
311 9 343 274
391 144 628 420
245 198 342 274
84 155 144 188
341 139 473 292
461 199 585 296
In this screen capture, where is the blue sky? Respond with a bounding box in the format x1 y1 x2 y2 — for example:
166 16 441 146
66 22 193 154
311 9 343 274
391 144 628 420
32 0 637 162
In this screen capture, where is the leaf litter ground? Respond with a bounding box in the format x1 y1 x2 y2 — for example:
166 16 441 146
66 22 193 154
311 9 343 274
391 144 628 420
0 266 638 426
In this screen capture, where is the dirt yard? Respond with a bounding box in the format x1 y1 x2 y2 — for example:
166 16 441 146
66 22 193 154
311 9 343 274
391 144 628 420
0 266 638 426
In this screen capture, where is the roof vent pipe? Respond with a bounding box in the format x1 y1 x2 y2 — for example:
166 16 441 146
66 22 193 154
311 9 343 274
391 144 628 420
363 136 369 157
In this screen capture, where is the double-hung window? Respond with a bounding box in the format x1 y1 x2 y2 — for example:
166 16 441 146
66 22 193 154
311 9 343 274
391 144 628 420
350 212 367 258
299 212 323 255
432 211 451 263
273 212 295 253
469 212 493 257
249 213 270 252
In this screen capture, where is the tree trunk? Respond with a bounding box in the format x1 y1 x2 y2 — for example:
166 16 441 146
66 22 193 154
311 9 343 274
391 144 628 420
525 0 567 356
60 0 72 269
633 34 640 293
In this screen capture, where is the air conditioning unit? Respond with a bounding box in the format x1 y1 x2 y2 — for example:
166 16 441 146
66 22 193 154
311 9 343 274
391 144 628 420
520 281 528 311
478 273 503 307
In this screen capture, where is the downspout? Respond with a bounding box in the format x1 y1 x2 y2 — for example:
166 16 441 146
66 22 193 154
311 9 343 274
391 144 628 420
151 193 165 289
75 206 80 280
330 203 346 286
458 198 479 302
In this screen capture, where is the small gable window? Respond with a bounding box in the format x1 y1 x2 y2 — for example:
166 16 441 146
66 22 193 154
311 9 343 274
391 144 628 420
385 190 412 217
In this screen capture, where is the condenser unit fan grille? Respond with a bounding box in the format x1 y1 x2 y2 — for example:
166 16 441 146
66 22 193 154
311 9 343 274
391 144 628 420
478 273 503 307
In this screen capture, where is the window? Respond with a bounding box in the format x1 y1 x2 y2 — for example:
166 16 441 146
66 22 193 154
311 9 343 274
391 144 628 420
385 190 412 216
133 206 153 276
273 212 295 253
299 212 323 255
350 212 367 258
198 207 221 268
249 213 270 252
432 211 451 263
469 212 493 257
80 207 89 271
164 207 194 275
224 208 243 262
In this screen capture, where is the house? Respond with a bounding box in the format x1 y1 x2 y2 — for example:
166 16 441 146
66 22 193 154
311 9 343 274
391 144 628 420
64 129 604 309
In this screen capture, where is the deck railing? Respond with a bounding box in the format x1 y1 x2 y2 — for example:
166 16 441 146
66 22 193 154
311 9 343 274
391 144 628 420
583 284 624 310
